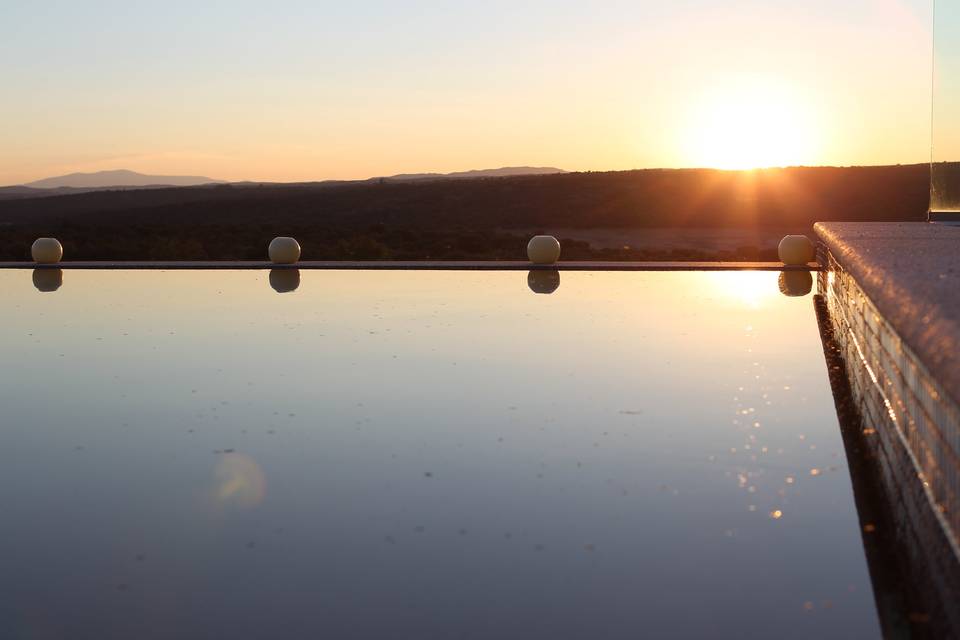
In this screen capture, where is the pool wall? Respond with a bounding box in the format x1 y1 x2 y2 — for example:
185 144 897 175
816 222 960 632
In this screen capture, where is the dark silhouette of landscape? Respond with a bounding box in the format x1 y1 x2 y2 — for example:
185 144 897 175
0 164 930 261
0 170 225 201
385 166 566 182
0 166 567 202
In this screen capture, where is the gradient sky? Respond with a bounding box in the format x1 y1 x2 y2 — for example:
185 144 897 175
0 0 934 184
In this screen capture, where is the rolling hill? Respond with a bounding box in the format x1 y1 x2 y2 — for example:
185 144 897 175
0 164 932 261
24 169 223 189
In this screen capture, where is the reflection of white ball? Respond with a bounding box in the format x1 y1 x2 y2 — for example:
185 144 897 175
778 235 815 265
528 270 560 294
527 235 561 264
778 271 813 297
269 269 300 293
269 237 301 264
32 238 63 264
33 268 63 292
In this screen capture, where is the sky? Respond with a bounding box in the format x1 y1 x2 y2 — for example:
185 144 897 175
0 0 936 185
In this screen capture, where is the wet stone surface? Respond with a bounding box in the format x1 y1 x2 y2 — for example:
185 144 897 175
815 221 960 407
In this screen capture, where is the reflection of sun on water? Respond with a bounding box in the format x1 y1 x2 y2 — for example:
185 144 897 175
684 75 821 170
708 272 779 308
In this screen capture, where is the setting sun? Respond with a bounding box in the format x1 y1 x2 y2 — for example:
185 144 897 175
684 77 823 170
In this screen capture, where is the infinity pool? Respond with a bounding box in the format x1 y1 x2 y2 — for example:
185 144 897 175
0 269 879 638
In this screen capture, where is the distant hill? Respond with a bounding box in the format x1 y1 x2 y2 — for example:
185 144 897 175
226 167 567 187
2 167 563 199
0 186 49 199
24 169 223 189
0 184 178 201
0 164 934 262
0 164 930 230
385 167 566 182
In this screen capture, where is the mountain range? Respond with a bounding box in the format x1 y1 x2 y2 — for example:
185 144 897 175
25 169 223 189
0 166 566 200
384 167 566 182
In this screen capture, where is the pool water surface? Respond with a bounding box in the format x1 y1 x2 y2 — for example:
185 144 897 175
0 269 878 638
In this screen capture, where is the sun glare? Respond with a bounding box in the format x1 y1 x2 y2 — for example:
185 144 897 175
684 77 821 170
708 272 778 308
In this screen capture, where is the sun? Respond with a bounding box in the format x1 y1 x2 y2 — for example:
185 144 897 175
684 76 821 170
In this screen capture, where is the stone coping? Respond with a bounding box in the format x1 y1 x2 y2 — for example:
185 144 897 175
815 222 960 406
0 260 817 271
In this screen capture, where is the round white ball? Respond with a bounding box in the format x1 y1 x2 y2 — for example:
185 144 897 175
268 237 301 264
31 238 63 264
778 235 815 266
527 235 561 265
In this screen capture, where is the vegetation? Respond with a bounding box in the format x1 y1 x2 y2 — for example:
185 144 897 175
0 164 930 261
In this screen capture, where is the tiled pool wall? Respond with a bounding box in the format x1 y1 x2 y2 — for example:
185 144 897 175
818 249 960 627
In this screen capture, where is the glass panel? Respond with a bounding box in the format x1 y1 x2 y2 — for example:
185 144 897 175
932 0 960 215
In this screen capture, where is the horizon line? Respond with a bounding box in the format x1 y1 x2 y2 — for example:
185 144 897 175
5 161 937 190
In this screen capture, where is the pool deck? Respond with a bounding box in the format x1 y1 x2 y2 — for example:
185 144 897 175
815 222 960 406
0 260 817 271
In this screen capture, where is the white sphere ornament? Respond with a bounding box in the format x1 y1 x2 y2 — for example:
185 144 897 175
31 238 63 264
268 237 301 264
527 235 561 265
778 235 815 266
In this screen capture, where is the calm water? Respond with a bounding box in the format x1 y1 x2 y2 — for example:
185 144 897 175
0 269 878 639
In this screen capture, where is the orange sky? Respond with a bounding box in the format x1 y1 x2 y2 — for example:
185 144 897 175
0 1 936 185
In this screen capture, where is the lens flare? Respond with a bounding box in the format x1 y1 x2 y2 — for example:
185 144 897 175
212 453 266 509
